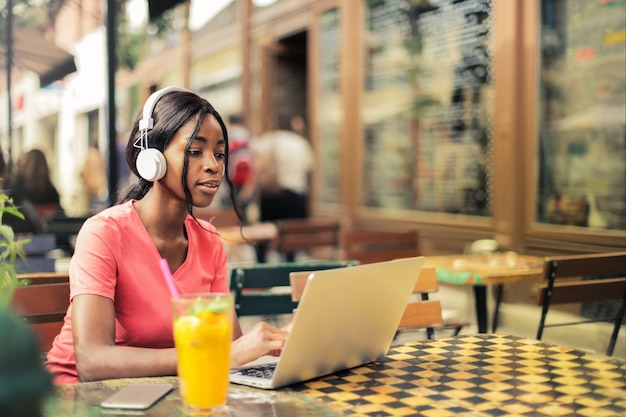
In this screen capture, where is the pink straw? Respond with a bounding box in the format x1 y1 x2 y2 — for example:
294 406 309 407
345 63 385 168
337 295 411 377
159 258 180 299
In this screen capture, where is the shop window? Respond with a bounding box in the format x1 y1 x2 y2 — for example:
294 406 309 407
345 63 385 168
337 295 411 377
362 0 493 215
536 0 626 231
317 8 342 205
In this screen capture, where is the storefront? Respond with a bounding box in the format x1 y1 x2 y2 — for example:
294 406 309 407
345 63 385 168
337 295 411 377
118 0 626 256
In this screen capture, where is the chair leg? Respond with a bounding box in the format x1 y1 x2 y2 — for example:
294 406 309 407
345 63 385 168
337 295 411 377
606 292 626 356
426 327 435 340
492 284 503 333
536 261 558 340
255 242 269 263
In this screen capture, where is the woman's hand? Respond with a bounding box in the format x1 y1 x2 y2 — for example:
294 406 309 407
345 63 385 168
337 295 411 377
230 321 290 368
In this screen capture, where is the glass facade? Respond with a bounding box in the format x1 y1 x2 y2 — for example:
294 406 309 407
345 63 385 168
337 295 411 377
317 8 342 205
537 0 626 231
362 0 493 215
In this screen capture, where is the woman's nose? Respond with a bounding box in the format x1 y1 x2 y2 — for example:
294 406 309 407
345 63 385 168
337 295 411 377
203 154 221 173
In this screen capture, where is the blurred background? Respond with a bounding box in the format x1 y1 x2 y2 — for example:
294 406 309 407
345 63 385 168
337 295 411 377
1 0 625 351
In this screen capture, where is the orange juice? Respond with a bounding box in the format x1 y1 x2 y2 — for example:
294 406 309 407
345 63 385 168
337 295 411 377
172 293 233 414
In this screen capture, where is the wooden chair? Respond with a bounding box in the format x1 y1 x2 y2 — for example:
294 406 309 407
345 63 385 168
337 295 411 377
338 228 421 264
273 218 341 261
229 260 358 317
290 266 466 339
10 281 70 353
536 251 626 356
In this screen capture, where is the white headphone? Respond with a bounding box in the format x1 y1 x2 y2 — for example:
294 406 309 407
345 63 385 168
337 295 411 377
134 86 190 181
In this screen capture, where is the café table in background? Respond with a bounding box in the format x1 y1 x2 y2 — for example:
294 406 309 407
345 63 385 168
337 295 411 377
425 253 544 333
44 334 625 417
217 222 278 263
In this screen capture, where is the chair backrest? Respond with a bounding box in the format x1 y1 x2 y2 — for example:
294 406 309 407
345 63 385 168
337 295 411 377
290 266 443 338
35 203 61 220
10 281 70 352
230 260 358 317
15 234 57 273
535 251 626 356
338 228 421 264
274 218 341 259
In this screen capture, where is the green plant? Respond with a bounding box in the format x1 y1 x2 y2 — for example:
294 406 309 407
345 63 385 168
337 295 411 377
0 191 52 417
0 192 28 309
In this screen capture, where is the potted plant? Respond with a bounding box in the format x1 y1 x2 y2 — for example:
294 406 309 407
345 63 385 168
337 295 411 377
0 191 53 417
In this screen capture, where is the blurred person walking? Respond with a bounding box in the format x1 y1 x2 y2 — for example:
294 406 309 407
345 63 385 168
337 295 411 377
253 112 313 262
224 114 257 222
80 141 109 214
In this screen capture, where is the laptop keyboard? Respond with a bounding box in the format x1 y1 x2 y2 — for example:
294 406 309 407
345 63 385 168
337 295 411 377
231 363 277 379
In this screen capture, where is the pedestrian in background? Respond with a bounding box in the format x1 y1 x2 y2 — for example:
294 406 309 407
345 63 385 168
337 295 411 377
80 141 108 214
224 114 257 222
253 112 313 262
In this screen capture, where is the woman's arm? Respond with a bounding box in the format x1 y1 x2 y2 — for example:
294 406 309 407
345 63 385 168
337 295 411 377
73 296 289 379
230 320 290 368
72 294 178 382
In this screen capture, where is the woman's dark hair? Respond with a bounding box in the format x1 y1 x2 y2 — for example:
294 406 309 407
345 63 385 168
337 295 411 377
10 149 61 212
13 149 56 195
119 90 243 223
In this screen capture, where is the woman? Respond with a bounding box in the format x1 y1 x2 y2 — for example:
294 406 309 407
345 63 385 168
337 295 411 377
45 88 289 384
11 149 62 208
6 149 62 233
254 112 313 262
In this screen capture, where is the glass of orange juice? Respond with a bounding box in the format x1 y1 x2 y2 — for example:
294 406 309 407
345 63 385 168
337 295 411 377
172 293 233 415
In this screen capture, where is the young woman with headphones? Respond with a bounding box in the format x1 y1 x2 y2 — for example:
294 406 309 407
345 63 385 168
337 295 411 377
45 87 289 384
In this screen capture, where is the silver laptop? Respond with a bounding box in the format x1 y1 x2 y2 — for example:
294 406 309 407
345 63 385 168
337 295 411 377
229 256 425 389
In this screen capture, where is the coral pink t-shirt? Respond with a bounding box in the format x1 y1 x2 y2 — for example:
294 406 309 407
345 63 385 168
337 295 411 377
45 201 228 384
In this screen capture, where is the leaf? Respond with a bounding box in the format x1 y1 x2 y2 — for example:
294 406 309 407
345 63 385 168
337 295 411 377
0 190 27 309
3 206 25 220
0 224 16 241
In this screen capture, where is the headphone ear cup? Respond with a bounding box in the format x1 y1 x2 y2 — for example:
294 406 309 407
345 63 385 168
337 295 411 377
136 148 167 182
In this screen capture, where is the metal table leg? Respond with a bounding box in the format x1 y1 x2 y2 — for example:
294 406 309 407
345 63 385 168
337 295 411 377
473 286 488 333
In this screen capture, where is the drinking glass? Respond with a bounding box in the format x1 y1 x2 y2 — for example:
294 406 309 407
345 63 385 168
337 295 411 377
172 293 233 415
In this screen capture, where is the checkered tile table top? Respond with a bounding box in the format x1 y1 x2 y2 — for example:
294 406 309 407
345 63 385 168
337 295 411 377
288 334 626 417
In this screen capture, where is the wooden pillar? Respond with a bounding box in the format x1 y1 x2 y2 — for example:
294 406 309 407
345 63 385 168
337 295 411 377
339 0 363 227
180 0 191 89
239 0 252 122
492 0 524 252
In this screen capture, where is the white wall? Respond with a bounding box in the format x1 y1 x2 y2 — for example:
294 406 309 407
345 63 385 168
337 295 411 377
56 28 108 216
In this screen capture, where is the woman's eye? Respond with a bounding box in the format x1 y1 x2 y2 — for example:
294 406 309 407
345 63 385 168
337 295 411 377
215 152 226 160
187 149 202 156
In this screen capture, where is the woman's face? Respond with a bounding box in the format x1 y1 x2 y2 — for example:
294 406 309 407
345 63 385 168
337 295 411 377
162 113 226 207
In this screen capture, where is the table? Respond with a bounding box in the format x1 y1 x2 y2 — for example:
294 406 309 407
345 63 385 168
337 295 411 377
425 253 545 333
218 223 278 263
44 334 625 417
217 222 278 245
46 377 338 417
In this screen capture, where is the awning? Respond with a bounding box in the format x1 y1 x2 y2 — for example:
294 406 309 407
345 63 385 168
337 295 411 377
0 26 76 86
147 0 187 21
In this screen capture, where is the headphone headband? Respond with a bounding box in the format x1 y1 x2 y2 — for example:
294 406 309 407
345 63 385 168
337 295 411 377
135 86 190 182
139 86 190 132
